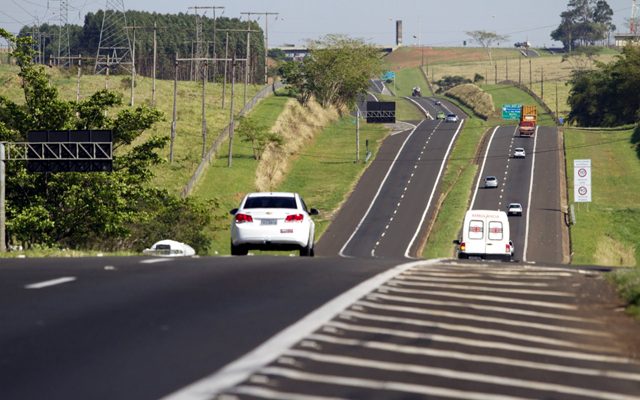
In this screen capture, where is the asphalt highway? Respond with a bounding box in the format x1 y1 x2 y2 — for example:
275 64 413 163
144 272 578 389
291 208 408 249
0 256 396 400
318 97 465 259
471 125 564 263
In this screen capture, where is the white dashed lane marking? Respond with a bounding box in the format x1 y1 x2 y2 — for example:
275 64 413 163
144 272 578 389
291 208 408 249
25 277 76 289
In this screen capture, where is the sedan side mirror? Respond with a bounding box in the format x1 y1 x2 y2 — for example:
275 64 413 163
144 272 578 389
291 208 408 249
230 208 238 215
309 208 319 216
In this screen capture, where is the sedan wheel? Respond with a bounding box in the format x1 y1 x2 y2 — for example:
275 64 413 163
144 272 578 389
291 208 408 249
231 243 248 256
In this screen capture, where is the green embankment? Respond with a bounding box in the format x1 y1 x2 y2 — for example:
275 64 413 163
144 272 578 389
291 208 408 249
564 127 640 267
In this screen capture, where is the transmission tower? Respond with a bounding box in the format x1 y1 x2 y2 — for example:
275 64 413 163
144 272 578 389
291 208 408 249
94 0 133 74
50 0 71 66
631 0 639 35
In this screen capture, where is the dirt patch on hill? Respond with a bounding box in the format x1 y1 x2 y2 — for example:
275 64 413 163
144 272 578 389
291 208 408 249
385 47 522 70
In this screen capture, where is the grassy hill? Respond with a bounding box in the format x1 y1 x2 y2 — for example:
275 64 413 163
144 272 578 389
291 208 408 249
0 63 264 196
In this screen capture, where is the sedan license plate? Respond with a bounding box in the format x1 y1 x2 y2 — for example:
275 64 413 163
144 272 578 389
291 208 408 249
261 219 277 225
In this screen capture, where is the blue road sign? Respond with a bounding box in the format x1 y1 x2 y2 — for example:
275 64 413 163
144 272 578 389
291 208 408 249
502 104 522 120
382 71 396 81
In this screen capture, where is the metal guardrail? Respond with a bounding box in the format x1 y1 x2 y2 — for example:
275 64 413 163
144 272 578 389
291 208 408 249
181 81 285 198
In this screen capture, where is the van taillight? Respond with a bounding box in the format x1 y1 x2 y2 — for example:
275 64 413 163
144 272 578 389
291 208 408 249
506 243 511 253
460 242 466 252
235 213 253 223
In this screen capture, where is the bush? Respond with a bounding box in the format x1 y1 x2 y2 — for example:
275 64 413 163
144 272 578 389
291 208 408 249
435 75 472 93
445 83 494 119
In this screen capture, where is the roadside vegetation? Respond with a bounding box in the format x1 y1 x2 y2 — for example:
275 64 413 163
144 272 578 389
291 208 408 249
565 127 640 266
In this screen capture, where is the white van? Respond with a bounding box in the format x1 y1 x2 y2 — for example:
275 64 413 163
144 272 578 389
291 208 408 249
454 209 512 261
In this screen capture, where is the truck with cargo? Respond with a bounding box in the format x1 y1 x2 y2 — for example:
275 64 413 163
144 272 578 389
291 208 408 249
519 105 537 137
453 209 512 261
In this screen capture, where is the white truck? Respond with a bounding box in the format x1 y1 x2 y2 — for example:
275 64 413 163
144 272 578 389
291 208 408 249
454 209 512 261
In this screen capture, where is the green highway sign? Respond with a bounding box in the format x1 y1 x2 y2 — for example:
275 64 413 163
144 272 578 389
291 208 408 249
502 104 522 120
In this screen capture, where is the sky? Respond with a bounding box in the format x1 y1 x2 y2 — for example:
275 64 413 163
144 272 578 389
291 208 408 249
0 0 635 48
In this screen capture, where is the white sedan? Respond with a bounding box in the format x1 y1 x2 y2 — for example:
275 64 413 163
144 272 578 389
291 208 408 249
445 113 459 123
507 202 523 216
514 147 526 158
230 192 318 256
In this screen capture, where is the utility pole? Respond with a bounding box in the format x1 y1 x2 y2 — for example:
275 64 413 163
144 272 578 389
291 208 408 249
529 59 532 88
556 81 560 123
201 60 208 160
170 54 178 163
242 11 279 84
76 54 81 102
152 21 157 105
218 28 258 106
494 63 498 84
505 57 508 81
223 31 229 108
356 108 360 162
174 54 248 165
188 6 224 81
541 66 544 100
228 57 236 167
124 23 138 106
518 55 522 85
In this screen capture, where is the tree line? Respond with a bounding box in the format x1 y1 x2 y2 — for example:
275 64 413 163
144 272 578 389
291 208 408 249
19 10 266 82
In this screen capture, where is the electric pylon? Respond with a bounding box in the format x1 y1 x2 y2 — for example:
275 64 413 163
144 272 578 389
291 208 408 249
94 0 133 74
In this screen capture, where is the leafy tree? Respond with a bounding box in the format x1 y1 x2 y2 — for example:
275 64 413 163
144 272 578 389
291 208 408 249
236 116 283 160
279 35 383 109
0 28 212 252
567 45 640 126
551 0 615 50
465 30 509 65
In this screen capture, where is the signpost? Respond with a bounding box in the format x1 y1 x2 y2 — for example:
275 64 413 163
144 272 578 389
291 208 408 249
574 159 592 203
502 104 522 120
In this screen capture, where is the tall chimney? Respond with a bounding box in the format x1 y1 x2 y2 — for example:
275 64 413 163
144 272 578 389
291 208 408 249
396 20 403 46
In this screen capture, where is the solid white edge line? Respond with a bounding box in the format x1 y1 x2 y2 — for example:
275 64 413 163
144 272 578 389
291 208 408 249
523 125 539 262
25 277 76 289
403 96 433 120
470 126 500 210
404 120 464 258
159 259 441 400
338 121 424 258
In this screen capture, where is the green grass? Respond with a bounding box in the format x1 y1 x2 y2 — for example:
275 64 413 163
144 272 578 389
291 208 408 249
608 267 640 318
277 118 388 238
378 94 425 121
392 67 432 97
189 95 292 255
422 117 487 258
564 127 640 267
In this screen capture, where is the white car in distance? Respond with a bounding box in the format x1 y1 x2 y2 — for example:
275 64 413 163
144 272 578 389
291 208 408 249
230 192 318 256
507 202 523 216
514 147 526 158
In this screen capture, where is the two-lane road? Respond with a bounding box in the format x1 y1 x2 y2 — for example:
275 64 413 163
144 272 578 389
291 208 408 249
471 125 564 263
318 97 464 259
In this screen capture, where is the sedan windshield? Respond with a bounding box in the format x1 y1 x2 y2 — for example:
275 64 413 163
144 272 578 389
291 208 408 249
244 196 297 209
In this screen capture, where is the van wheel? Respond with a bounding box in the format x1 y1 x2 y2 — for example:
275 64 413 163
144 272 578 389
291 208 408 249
231 243 248 256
